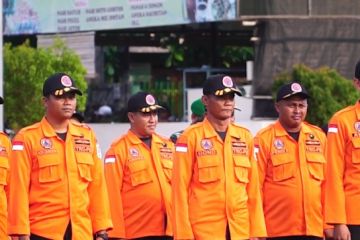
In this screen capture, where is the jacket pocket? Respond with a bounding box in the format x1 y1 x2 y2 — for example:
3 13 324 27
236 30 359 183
75 153 94 182
233 155 250 183
352 138 360 164
306 152 325 181
197 157 220 183
128 160 152 186
161 159 173 182
0 157 9 185
38 156 61 183
271 154 295 181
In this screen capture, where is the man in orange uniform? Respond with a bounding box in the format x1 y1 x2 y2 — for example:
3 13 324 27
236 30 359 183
325 60 360 240
8 73 112 240
172 75 266 240
104 91 174 239
254 82 330 240
0 95 12 239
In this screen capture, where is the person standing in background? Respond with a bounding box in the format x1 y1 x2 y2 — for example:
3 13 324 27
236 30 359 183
104 91 174 239
170 98 206 143
7 73 112 240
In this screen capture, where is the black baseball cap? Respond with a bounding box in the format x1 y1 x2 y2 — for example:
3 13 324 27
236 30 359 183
43 73 82 97
127 91 164 113
355 59 360 79
0 96 4 104
203 75 242 96
276 82 310 102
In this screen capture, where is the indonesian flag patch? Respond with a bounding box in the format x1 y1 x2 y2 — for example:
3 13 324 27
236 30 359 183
104 155 116 163
175 143 188 153
12 141 24 151
328 124 338 133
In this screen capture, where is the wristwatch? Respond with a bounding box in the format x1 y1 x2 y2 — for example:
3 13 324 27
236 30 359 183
94 231 108 240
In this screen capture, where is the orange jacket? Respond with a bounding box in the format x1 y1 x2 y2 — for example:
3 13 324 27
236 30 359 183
172 118 266 240
8 117 112 239
0 132 11 238
254 121 327 238
104 130 174 238
325 101 360 225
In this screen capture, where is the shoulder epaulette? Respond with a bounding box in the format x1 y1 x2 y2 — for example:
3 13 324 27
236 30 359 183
154 133 174 144
254 122 275 136
333 105 356 117
17 122 41 134
110 133 128 147
303 121 323 132
231 122 252 132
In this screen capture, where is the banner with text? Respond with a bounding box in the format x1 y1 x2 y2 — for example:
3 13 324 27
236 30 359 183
3 0 237 35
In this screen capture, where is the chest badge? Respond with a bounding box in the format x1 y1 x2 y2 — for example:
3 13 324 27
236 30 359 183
40 138 52 149
201 139 213 150
274 139 284 150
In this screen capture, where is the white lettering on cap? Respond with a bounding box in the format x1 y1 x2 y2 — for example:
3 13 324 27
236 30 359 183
222 76 233 87
145 94 155 105
61 75 72 87
291 83 302 92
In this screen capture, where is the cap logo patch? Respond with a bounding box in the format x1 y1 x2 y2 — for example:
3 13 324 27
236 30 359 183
40 138 52 149
291 83 302 92
222 76 233 87
145 94 156 105
61 75 72 87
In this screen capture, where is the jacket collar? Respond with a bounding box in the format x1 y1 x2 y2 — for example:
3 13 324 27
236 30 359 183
203 117 241 139
41 117 83 138
274 120 311 137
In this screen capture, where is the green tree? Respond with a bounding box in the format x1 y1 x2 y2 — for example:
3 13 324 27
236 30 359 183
273 64 359 127
4 39 87 131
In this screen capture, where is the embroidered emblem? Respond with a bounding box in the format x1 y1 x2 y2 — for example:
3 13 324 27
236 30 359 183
61 75 72 87
274 139 284 150
291 83 302 92
201 139 213 150
129 147 139 157
40 138 52 149
222 76 233 87
355 122 360 132
145 94 155 105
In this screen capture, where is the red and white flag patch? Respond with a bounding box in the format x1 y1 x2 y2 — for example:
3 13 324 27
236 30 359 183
12 141 24 151
328 124 338 133
175 143 188 153
104 155 116 163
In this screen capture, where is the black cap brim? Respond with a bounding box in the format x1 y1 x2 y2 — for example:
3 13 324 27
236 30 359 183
0 97 4 104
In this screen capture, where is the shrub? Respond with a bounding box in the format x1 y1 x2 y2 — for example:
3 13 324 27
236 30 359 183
4 39 87 131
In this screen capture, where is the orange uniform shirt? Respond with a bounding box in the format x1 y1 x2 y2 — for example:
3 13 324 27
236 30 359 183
172 118 266 240
8 117 112 239
254 121 327 238
104 130 174 238
0 132 11 239
325 101 360 225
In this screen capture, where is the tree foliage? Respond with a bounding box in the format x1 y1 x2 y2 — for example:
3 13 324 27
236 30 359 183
4 39 87 130
273 64 359 127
